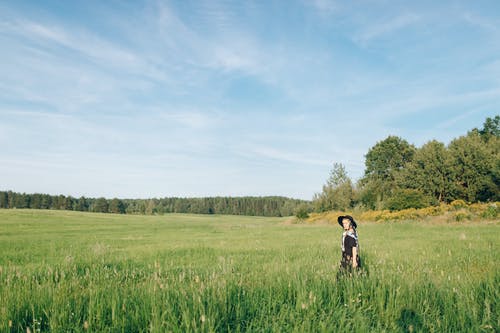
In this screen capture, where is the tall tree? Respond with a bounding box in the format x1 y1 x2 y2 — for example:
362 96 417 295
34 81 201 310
145 199 157 215
38 194 50 209
74 196 89 211
360 136 416 207
397 140 452 203
30 194 42 209
478 115 500 141
93 197 109 213
109 198 126 214
448 132 497 202
0 191 8 208
313 163 354 212
13 193 30 208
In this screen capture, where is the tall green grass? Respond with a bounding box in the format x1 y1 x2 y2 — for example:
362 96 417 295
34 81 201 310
0 210 498 332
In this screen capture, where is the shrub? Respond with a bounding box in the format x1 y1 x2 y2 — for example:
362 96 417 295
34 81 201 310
454 212 470 222
384 189 431 211
294 204 311 220
307 201 500 223
419 205 444 216
480 204 498 219
450 200 467 210
395 208 419 220
360 210 385 222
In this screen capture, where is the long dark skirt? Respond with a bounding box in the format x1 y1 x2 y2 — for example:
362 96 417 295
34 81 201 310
337 255 362 278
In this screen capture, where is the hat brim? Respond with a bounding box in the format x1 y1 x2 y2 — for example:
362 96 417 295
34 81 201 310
337 215 357 228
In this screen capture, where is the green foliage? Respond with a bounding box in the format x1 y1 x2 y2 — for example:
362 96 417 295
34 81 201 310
0 191 7 208
93 197 109 213
450 199 467 210
397 140 452 203
384 189 432 211
481 204 499 219
0 191 309 217
356 179 383 210
0 210 498 332
294 203 311 220
355 117 499 210
360 136 416 207
448 132 498 202
108 198 126 214
313 163 354 212
454 211 471 222
326 162 350 188
363 136 416 182
74 196 89 211
478 115 500 141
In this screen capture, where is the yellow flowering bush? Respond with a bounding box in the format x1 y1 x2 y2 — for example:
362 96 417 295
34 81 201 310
306 202 500 223
450 200 467 210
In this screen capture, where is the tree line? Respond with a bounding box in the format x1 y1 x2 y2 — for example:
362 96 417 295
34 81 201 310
313 116 499 212
2 116 498 217
0 192 307 217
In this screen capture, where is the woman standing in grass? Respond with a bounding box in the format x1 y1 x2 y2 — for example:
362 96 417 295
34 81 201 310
338 215 361 275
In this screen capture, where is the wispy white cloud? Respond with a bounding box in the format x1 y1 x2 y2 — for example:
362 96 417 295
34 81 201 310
151 0 262 75
462 12 500 32
365 86 500 120
435 108 485 130
157 110 218 130
354 13 421 45
1 1 499 200
1 22 161 115
244 145 331 167
212 44 260 73
307 0 339 15
4 20 142 71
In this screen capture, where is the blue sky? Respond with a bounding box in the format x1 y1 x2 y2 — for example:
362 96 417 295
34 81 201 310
1 0 499 200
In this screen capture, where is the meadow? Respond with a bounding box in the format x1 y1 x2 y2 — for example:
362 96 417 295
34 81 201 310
0 209 498 332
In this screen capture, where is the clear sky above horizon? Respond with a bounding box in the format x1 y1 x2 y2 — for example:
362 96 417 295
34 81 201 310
1 0 499 200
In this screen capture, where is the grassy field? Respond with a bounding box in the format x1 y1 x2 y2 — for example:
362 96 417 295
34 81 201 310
0 210 498 332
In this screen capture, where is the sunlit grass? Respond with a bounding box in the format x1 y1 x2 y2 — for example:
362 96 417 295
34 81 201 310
0 209 498 332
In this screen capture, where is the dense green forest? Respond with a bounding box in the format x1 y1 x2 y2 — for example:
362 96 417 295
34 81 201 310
0 192 306 217
1 116 498 217
313 116 499 212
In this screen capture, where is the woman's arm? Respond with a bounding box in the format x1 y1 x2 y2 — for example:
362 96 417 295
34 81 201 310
352 246 358 268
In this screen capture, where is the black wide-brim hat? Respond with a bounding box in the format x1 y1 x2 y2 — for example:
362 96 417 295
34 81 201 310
338 215 357 228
